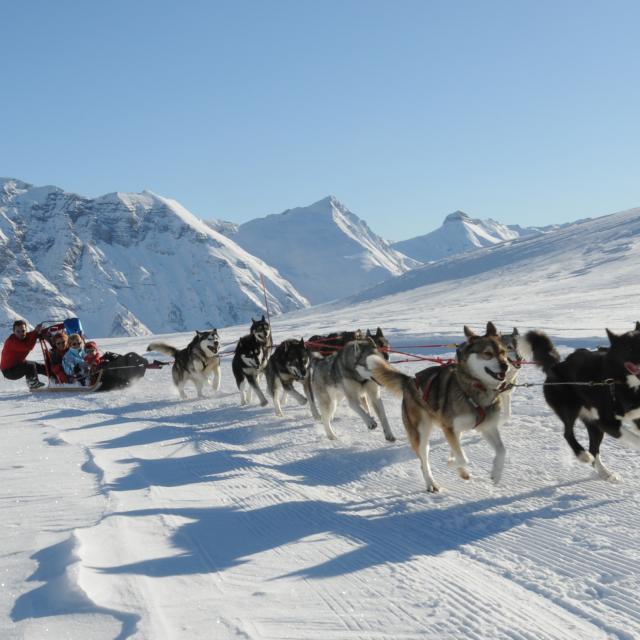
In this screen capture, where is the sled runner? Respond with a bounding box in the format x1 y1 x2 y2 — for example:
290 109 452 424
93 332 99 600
30 370 104 393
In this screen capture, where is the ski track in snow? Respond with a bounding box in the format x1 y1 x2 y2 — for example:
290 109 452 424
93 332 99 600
2 337 640 639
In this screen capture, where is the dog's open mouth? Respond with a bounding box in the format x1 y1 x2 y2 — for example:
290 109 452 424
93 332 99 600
485 367 506 381
625 361 640 376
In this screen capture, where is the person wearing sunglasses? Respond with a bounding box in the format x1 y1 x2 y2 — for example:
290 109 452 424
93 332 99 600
1 319 46 389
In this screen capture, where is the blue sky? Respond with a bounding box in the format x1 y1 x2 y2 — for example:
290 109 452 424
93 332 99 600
1 0 639 240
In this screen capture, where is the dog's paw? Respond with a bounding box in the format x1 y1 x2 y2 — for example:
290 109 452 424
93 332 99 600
298 397 308 405
426 483 440 493
368 419 378 430
458 468 471 480
260 399 269 407
275 410 284 418
385 434 396 443
578 451 594 464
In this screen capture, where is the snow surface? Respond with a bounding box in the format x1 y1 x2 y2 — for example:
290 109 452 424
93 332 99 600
229 196 419 304
3 313 640 638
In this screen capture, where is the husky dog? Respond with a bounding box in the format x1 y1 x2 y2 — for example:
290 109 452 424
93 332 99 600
147 330 220 399
304 330 364 418
310 338 396 442
498 327 523 421
521 322 640 481
366 327 390 361
265 338 309 417
232 333 269 406
374 322 510 492
250 315 273 361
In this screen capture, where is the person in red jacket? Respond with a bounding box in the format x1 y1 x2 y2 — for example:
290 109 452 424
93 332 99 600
1 319 46 389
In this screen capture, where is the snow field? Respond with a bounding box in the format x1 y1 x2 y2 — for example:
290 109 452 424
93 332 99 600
2 332 640 639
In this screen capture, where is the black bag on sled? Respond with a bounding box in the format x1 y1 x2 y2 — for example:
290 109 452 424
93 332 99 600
97 352 148 391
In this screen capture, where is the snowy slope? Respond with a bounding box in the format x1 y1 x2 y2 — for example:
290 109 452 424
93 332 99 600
229 196 420 304
392 210 569 263
308 205 640 340
0 178 308 336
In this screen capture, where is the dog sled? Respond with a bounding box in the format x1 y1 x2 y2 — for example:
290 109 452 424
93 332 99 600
32 318 164 393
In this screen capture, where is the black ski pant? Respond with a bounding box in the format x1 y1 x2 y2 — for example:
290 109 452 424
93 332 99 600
2 361 47 382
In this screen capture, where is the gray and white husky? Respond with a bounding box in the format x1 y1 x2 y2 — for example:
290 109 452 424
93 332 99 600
310 338 396 443
499 327 523 421
265 338 309 417
374 322 511 492
147 329 221 399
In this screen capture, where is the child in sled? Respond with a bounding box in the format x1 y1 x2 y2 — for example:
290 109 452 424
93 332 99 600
62 333 90 385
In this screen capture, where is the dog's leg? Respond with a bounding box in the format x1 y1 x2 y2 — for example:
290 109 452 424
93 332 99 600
238 379 249 406
211 365 221 391
365 383 395 442
442 426 471 480
284 382 308 406
319 391 338 440
176 381 188 400
303 374 321 420
193 375 205 399
272 379 284 417
247 375 269 407
584 421 619 481
479 420 506 484
418 419 439 492
346 394 378 431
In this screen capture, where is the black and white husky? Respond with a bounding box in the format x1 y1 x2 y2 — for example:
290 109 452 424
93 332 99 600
147 330 220 399
265 338 309 417
250 315 272 361
232 333 269 406
522 322 640 481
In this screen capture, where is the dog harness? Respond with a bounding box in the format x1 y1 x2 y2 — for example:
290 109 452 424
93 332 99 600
419 371 497 428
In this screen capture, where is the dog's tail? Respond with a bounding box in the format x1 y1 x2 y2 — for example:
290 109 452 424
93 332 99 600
147 341 179 358
520 331 561 374
373 360 422 402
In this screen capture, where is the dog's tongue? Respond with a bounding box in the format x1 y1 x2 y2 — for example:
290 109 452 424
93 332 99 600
624 361 640 375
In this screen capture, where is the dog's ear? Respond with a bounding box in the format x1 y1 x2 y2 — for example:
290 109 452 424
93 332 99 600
463 325 477 340
366 329 372 337
486 321 498 337
635 321 640 331
300 337 305 346
606 328 619 345
512 327 519 336
283 341 289 352
261 315 266 322
376 327 383 337
251 317 255 323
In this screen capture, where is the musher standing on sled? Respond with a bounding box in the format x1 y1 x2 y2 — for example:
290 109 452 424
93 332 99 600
1 319 46 389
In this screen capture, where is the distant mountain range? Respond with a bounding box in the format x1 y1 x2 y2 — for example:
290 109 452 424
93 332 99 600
391 210 570 263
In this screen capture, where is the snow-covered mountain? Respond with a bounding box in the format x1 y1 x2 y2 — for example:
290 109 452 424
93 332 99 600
289 204 639 339
228 196 420 304
0 178 308 336
392 210 569 263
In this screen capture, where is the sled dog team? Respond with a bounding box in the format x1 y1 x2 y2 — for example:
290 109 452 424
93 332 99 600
147 319 640 492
